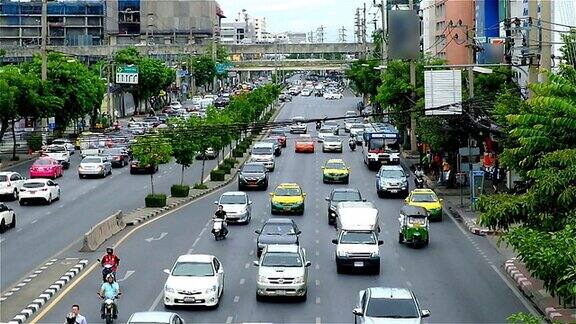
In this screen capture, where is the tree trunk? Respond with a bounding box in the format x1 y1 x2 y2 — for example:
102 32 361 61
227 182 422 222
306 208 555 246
200 159 206 184
150 173 155 195
0 118 9 146
180 164 185 186
11 119 17 160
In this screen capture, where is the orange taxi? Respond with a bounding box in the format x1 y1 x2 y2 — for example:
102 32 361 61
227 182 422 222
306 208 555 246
295 136 315 153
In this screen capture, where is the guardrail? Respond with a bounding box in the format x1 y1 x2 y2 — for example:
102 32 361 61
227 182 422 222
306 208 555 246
80 211 125 252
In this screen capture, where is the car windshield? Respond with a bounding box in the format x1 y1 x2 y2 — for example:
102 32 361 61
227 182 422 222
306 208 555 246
34 159 52 166
380 170 405 178
319 128 333 133
46 146 66 152
365 297 419 318
340 231 376 244
261 252 302 267
412 194 438 202
0 175 7 182
102 149 123 155
253 147 273 155
292 117 304 123
262 223 296 235
23 182 46 189
143 117 157 122
275 187 301 196
351 124 365 129
82 157 102 164
324 122 337 127
270 130 285 137
296 138 313 144
263 139 278 145
242 165 264 173
325 162 346 169
171 262 213 277
220 194 246 204
332 191 362 201
323 136 340 142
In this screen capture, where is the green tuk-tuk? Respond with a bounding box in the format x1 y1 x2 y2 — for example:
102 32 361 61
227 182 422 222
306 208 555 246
398 205 429 247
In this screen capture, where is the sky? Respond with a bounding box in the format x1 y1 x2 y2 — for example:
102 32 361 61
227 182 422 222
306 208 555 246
216 0 378 43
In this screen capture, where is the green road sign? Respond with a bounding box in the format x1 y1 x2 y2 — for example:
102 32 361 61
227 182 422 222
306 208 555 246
116 65 139 84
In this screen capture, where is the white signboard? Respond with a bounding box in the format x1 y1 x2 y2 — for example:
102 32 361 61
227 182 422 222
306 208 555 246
116 66 139 84
424 70 462 115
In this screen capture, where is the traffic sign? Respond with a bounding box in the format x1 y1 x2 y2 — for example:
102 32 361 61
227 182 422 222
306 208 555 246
116 65 139 84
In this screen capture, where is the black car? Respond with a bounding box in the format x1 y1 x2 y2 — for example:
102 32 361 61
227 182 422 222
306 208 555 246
129 160 158 174
238 163 268 190
314 90 324 97
255 218 301 257
279 94 292 102
325 188 365 225
100 148 130 167
214 97 230 108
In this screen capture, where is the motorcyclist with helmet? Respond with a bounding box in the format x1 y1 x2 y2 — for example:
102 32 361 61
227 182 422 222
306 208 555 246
348 136 357 151
213 205 228 236
98 273 121 319
101 247 120 282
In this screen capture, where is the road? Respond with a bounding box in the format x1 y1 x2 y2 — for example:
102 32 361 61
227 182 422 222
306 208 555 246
0 129 224 291
37 90 531 323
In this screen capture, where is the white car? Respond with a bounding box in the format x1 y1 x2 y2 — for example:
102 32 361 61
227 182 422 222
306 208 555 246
290 116 308 134
322 135 343 153
0 203 16 233
317 126 336 142
301 88 312 96
163 254 224 308
19 179 61 205
78 156 112 178
324 92 343 100
51 139 75 154
344 118 361 133
42 144 71 169
127 312 185 324
169 101 182 110
0 172 26 200
214 191 252 224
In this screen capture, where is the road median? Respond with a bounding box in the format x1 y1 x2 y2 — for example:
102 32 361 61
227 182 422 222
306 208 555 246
79 211 125 252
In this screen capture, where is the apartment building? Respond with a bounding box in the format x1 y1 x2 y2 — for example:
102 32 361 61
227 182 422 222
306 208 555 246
434 0 475 64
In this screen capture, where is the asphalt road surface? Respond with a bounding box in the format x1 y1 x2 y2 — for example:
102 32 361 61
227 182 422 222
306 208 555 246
37 90 531 323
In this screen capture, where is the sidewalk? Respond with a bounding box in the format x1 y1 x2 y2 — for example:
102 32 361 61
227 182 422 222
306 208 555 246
0 153 40 171
402 152 576 323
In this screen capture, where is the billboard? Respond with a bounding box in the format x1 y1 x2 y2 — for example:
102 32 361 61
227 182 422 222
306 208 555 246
424 70 462 115
388 10 420 60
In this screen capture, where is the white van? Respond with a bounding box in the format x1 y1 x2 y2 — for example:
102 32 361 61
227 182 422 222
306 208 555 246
332 201 382 274
249 142 276 171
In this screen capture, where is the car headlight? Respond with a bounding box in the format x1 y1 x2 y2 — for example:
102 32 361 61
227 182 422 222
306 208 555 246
164 285 175 293
206 285 217 293
336 250 346 257
258 276 268 283
371 252 379 258
293 276 304 284
239 174 245 180
97 166 103 171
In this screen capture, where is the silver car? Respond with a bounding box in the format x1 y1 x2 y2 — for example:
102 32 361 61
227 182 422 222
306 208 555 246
254 244 311 301
78 156 112 178
317 126 335 142
353 287 430 323
290 116 308 134
322 135 343 153
127 312 185 324
214 191 252 224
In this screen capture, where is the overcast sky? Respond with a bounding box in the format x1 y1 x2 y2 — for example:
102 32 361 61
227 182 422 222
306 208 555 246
217 0 378 42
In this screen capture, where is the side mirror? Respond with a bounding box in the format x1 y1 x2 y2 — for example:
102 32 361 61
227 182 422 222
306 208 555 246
163 269 171 275
303 193 307 197
439 198 444 202
217 268 224 274
269 192 273 197
321 166 325 169
255 229 261 234
362 198 367 202
352 307 363 316
305 261 312 267
248 200 253 205
378 240 384 245
296 230 302 235
214 201 219 205
421 309 431 318
405 197 409 202
331 239 338 244
252 260 259 267
325 197 330 201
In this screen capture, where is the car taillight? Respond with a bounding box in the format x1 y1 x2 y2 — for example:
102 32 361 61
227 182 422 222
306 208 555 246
6 182 11 187
41 188 48 191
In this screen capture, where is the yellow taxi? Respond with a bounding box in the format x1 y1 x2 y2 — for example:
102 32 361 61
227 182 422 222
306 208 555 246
269 183 306 215
322 159 350 184
405 189 443 221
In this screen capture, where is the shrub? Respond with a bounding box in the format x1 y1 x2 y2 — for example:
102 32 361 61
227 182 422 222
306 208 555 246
27 133 43 152
170 184 190 197
210 169 225 181
233 149 244 158
219 164 231 174
224 158 238 166
145 193 167 207
193 183 208 189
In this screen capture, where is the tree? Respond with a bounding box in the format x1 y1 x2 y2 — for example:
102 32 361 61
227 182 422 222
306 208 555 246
345 59 381 104
165 118 198 185
131 135 172 195
192 55 216 91
560 28 576 68
477 66 576 304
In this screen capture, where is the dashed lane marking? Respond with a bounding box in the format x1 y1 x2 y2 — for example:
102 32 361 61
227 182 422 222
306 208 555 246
400 266 406 272
315 229 319 234
406 281 413 287
31 219 38 224
249 250 254 256
315 264 320 270
191 237 201 248
244 262 250 269
226 316 234 324
233 296 240 303
315 239 319 244
316 317 322 324
316 297 321 304
315 279 320 286
239 278 245 285
187 248 194 254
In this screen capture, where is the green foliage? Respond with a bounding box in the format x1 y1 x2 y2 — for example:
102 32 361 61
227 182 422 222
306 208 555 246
210 169 225 181
193 183 208 189
219 163 232 174
506 312 543 324
145 193 167 207
346 59 381 98
27 133 43 151
0 48 6 57
478 66 576 303
165 118 198 184
131 135 172 194
192 55 216 89
170 184 190 197
560 28 576 68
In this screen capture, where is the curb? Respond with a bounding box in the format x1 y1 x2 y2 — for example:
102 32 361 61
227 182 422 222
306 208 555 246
0 259 59 302
0 153 40 171
8 259 89 324
446 205 492 236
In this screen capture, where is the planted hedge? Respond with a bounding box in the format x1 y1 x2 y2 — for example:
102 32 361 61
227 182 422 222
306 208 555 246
170 184 190 197
210 169 225 181
145 193 167 207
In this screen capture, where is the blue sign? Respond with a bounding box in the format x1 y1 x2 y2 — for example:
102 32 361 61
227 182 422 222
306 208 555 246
215 62 233 75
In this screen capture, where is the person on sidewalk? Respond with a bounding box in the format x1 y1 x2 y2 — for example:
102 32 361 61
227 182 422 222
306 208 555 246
491 158 501 192
71 304 87 324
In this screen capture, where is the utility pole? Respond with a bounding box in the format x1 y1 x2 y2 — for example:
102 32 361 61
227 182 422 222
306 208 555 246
354 8 361 43
308 31 314 43
362 2 367 46
540 0 552 82
41 0 48 81
338 26 347 43
409 0 417 153
375 0 387 64
467 26 475 98
212 23 218 93
317 25 325 43
106 54 115 123
528 0 538 94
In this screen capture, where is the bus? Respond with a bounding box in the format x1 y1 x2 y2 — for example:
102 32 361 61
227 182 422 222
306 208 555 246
361 123 401 170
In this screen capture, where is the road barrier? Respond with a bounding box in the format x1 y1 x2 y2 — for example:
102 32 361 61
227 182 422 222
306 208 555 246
80 211 125 252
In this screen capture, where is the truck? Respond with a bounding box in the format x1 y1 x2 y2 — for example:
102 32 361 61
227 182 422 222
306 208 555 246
361 123 401 170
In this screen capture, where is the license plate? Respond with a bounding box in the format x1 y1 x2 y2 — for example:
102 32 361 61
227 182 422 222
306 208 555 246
354 262 364 267
283 206 291 211
276 290 286 295
183 297 195 302
390 189 398 193
30 190 37 194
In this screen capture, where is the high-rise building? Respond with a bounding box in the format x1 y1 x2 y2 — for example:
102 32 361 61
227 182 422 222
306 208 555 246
0 0 106 47
251 16 266 41
220 21 248 44
433 0 475 64
421 0 437 55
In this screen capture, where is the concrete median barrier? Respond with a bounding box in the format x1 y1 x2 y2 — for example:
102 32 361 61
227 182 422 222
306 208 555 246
80 211 125 252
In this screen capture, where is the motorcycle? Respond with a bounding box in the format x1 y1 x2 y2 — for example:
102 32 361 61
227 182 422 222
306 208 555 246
212 218 228 241
97 260 116 282
315 121 321 130
414 175 425 188
101 296 119 324
348 139 357 151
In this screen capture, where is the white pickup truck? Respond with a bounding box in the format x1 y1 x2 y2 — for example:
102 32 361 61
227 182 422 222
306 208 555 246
43 144 71 169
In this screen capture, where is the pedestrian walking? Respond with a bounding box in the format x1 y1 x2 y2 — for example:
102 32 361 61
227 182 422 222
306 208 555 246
492 158 501 192
71 304 87 324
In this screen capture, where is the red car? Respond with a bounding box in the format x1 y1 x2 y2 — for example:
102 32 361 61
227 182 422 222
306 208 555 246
295 138 315 153
269 129 287 147
29 157 63 179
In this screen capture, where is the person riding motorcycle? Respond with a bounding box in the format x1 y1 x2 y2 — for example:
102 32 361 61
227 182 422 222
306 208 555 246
348 137 357 151
65 312 77 324
213 205 228 236
414 164 425 188
98 274 121 319
315 120 322 130
101 247 120 281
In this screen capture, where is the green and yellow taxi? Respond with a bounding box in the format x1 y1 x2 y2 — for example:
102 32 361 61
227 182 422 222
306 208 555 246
404 189 443 221
269 183 306 215
321 159 350 184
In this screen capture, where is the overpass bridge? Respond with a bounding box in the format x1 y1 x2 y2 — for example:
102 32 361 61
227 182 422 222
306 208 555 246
1 43 373 60
230 59 350 71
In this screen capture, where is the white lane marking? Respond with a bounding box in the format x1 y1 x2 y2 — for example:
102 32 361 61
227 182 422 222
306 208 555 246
316 317 322 324
249 250 254 256
191 237 201 248
239 278 245 285
490 265 540 316
226 316 234 324
244 262 250 269
315 229 319 234
187 248 194 254
233 295 240 303
315 251 320 256
145 232 168 242
45 211 52 215
31 219 38 224
148 289 164 311
57 205 64 208
16 228 23 232
400 266 406 272
406 281 412 287
315 279 320 286
0 238 4 244
315 239 320 244
199 227 206 237
315 297 321 304
315 264 320 270
117 270 135 282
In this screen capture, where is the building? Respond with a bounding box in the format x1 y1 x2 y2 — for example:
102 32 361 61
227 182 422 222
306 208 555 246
421 0 436 55
0 0 106 47
221 20 250 44
286 32 307 43
251 16 266 41
106 0 225 45
433 0 475 64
